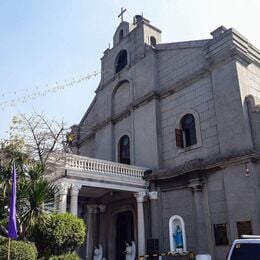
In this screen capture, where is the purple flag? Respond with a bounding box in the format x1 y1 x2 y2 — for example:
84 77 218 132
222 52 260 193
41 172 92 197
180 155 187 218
8 163 17 239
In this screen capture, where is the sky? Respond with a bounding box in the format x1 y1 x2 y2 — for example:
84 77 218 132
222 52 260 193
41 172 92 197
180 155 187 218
1 0 260 139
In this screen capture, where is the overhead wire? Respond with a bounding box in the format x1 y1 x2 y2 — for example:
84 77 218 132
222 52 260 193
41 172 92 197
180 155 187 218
0 70 101 110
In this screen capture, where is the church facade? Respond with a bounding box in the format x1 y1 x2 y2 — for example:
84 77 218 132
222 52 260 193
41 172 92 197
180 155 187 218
54 15 260 260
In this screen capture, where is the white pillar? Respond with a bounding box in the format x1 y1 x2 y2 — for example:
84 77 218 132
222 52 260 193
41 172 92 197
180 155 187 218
134 191 146 257
57 182 70 213
70 184 81 216
54 192 59 211
99 204 107 259
86 204 97 260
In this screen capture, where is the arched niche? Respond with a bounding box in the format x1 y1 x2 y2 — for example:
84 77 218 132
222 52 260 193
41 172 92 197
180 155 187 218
150 36 157 47
169 215 187 252
119 29 124 42
112 80 131 116
115 49 128 73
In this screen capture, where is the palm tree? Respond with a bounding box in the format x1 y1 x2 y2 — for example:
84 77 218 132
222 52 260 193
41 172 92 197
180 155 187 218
19 163 57 238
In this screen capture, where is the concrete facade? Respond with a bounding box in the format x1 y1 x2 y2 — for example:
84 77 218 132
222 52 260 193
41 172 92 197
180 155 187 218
69 16 260 260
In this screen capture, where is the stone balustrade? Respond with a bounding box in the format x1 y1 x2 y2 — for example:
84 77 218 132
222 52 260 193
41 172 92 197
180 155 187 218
65 154 147 179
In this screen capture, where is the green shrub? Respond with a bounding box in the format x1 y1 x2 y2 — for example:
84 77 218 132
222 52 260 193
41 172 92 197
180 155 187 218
0 218 7 237
35 213 86 256
49 252 80 260
0 236 37 260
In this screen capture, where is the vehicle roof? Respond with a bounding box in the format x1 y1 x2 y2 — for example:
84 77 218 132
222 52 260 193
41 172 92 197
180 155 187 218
233 239 260 244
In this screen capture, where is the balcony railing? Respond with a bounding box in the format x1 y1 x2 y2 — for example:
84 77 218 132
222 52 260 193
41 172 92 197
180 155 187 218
65 154 148 179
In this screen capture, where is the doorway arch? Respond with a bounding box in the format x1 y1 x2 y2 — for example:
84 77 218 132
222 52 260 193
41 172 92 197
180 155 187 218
116 210 134 260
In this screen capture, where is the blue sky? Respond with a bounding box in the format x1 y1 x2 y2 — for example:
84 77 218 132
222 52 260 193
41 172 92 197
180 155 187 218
1 0 260 139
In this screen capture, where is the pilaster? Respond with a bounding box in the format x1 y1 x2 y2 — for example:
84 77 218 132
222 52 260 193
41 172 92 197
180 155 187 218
134 191 147 256
149 190 160 239
189 178 209 254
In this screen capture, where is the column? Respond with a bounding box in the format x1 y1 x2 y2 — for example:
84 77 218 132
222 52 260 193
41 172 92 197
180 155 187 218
99 204 107 259
149 190 159 239
189 178 209 255
70 184 81 216
134 191 146 257
57 182 70 213
86 204 97 260
82 211 88 260
93 205 99 247
54 192 59 211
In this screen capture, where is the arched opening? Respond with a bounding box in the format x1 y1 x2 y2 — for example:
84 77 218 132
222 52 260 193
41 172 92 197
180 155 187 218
169 215 187 252
150 36 157 47
116 211 134 260
119 29 124 41
115 50 127 73
119 135 130 164
181 114 197 147
112 80 131 116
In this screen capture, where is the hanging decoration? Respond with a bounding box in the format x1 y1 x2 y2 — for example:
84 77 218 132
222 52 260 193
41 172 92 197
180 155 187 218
0 70 101 110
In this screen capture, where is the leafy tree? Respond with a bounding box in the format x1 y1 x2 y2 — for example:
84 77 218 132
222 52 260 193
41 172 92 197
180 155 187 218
0 235 37 260
48 252 80 260
34 213 86 256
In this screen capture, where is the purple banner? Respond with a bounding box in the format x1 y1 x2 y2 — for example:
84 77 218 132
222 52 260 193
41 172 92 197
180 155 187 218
8 163 17 239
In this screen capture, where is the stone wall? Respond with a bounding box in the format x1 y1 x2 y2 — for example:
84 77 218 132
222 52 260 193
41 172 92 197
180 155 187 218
160 188 195 252
157 42 207 91
160 75 219 168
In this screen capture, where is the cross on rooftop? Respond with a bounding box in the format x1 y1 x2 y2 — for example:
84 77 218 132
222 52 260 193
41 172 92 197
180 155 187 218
118 7 126 22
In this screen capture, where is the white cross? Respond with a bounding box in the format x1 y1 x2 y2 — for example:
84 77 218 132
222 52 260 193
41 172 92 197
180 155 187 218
118 7 126 22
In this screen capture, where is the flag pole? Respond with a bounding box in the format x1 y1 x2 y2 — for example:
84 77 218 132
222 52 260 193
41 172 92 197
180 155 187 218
7 237 11 260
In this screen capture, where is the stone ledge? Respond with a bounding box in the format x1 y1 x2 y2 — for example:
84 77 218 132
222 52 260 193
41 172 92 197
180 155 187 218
145 151 260 182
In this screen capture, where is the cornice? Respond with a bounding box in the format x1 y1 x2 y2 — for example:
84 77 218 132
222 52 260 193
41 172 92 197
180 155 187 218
146 152 260 182
204 28 260 68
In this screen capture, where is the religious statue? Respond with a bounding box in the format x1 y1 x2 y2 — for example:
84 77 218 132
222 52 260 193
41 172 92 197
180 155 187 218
124 241 136 260
93 244 103 260
173 225 183 250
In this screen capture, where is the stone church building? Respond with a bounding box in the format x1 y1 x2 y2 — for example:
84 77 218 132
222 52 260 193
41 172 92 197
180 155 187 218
54 15 260 260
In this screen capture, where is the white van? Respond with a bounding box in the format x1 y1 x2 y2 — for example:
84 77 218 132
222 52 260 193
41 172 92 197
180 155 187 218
226 235 260 260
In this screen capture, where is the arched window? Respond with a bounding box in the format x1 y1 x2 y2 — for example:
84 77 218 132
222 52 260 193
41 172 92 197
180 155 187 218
119 135 130 164
150 36 156 47
115 50 127 73
119 29 124 41
175 114 197 148
181 114 197 146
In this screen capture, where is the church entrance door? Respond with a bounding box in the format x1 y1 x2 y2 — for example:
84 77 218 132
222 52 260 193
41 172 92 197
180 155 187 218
116 211 134 260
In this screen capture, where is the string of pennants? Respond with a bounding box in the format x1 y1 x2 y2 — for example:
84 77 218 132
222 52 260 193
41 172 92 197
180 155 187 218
0 70 101 111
